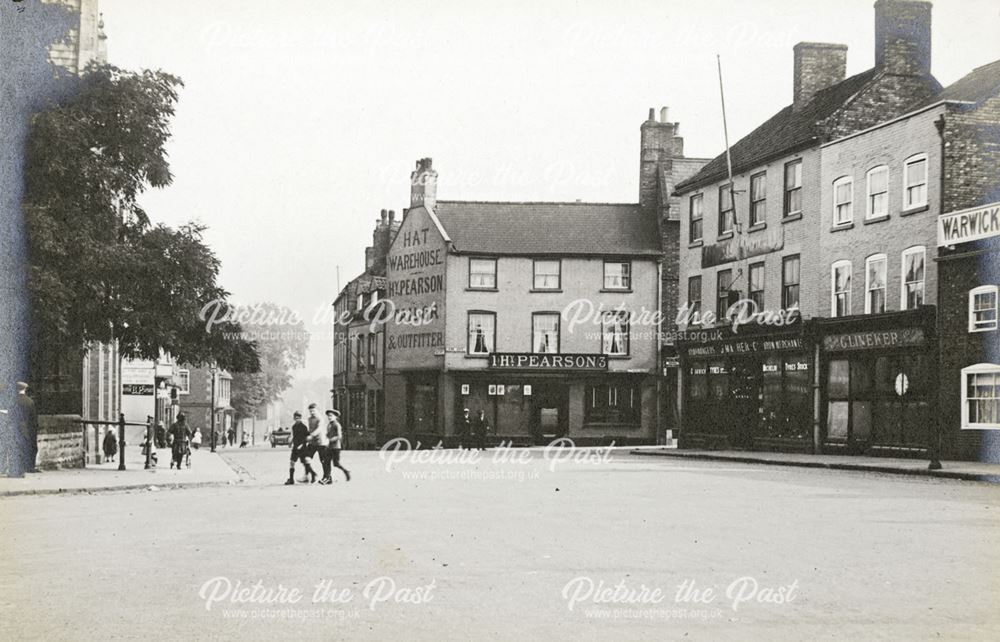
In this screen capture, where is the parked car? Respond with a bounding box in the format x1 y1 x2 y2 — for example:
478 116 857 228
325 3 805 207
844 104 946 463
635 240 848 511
269 427 292 448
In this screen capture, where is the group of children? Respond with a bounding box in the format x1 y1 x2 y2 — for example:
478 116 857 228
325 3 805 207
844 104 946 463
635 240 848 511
286 403 350 485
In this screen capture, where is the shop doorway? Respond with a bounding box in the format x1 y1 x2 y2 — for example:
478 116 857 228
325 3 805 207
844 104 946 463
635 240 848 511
531 384 568 444
408 381 438 437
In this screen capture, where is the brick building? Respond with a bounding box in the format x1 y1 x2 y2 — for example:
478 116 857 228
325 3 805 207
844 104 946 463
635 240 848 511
332 209 400 448
672 0 948 453
177 365 233 448
382 159 665 446
934 61 1000 461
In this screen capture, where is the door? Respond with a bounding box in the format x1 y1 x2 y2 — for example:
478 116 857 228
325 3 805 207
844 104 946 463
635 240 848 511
532 384 568 443
873 354 930 448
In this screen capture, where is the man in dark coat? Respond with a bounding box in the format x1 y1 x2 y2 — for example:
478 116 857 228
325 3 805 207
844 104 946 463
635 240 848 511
16 382 38 473
168 413 191 469
459 408 471 449
286 411 317 485
472 409 490 451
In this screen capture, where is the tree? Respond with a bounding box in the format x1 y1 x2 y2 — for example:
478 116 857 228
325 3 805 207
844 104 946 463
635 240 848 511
23 64 258 376
229 303 309 420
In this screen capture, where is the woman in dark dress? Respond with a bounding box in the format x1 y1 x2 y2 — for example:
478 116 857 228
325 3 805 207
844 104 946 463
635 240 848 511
102 428 118 463
169 413 192 469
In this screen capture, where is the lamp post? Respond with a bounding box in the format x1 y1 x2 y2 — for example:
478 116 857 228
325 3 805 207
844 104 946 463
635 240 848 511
209 366 217 453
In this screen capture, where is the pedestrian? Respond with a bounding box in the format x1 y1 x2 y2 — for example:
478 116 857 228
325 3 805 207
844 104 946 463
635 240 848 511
168 413 191 469
227 427 236 447
155 421 166 448
323 409 351 483
472 409 490 451
459 408 472 449
102 426 118 463
16 382 38 472
306 404 331 483
285 411 317 485
191 428 203 450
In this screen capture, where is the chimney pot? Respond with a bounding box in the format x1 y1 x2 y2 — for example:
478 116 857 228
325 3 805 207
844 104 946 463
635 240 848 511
648 107 655 121
388 210 395 223
660 107 669 123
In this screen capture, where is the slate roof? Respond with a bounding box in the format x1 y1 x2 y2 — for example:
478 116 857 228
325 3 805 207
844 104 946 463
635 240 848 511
933 59 1000 105
430 201 661 256
676 69 878 193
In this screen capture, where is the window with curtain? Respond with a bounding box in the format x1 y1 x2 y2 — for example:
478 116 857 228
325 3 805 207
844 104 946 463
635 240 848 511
750 172 766 227
688 276 702 316
532 313 559 353
469 258 497 289
904 155 928 209
963 365 1000 428
784 160 802 217
782 255 800 310
831 261 852 317
689 194 704 242
901 247 925 310
865 254 887 314
833 176 853 226
969 286 999 332
602 311 630 356
467 312 495 355
603 261 631 290
718 183 734 236
533 260 560 290
716 269 733 320
749 262 765 310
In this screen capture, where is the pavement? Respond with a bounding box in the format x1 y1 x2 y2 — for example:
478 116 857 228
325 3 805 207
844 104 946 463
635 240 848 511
1 446 999 641
0 445 241 496
630 448 1000 482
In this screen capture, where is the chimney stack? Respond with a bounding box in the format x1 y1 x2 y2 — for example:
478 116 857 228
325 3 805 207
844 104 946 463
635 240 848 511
409 158 438 210
874 0 931 76
639 106 684 214
793 42 848 111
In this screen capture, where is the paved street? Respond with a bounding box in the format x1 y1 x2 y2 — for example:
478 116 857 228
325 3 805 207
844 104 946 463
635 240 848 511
1 446 998 641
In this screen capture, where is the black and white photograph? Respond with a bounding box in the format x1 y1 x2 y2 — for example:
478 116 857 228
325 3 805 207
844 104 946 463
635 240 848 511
2 0 1000 639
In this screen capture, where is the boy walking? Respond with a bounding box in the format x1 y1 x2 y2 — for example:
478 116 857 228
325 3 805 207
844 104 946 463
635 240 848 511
323 409 351 483
285 411 317 485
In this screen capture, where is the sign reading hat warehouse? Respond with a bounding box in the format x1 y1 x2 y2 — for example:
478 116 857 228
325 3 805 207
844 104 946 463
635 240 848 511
938 202 1000 246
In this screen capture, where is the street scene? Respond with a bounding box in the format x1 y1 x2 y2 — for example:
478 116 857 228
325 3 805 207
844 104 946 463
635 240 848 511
3 0 1000 639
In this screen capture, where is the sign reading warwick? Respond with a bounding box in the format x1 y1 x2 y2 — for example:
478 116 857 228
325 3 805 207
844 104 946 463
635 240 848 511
937 201 1000 246
488 353 609 371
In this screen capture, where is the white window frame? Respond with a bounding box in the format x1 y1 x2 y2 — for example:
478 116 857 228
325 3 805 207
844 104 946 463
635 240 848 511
532 313 560 354
900 246 926 311
689 194 704 243
467 312 496 355
831 260 852 317
866 165 889 220
601 311 630 356
533 259 561 290
903 153 929 210
864 254 887 314
603 261 631 290
832 176 853 226
969 285 999 332
178 369 190 395
961 363 1000 430
469 258 497 290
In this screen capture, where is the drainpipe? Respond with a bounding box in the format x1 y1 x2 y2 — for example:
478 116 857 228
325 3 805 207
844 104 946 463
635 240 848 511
656 259 663 445
929 113 947 470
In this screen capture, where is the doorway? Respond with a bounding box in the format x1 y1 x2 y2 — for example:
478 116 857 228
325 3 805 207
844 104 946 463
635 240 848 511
531 384 568 444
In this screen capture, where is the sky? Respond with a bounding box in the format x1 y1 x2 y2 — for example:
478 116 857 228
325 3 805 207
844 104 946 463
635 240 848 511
99 0 1000 382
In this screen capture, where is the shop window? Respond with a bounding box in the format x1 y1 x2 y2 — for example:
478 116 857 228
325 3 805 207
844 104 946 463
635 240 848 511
749 262 765 310
833 176 853 226
468 312 495 355
533 259 561 290
865 254 887 314
750 172 766 227
969 286 998 332
962 364 1000 429
687 276 702 317
689 194 704 243
901 246 925 310
903 154 928 209
532 313 560 354
758 355 811 441
603 261 631 290
602 311 630 356
469 258 497 289
689 363 708 400
827 359 850 440
866 166 888 219
586 385 640 425
782 255 800 310
178 369 190 395
718 183 734 236
783 160 802 218
831 260 852 317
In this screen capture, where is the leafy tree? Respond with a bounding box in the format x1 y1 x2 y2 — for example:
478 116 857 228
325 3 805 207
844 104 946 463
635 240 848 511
23 64 259 377
229 303 309 420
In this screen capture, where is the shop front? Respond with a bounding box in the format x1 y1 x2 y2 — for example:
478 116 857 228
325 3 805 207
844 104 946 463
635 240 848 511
816 308 937 456
679 326 813 452
444 353 656 446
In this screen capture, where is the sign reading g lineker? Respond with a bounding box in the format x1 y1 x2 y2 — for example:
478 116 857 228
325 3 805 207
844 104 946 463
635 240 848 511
938 201 1000 247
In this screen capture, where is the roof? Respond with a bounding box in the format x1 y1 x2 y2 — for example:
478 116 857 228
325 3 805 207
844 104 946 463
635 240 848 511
933 59 1000 105
431 201 661 256
676 69 878 192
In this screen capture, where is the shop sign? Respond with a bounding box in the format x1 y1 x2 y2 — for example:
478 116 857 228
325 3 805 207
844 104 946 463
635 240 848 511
487 353 608 371
822 328 924 352
523 385 532 396
685 335 804 358
702 227 784 268
122 383 154 396
461 384 470 395
937 201 1000 246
